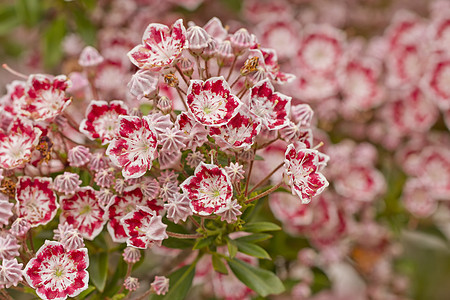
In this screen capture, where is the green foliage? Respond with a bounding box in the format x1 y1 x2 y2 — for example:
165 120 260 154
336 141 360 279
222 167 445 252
43 17 67 69
242 221 281 233
88 251 108 292
150 264 196 300
235 240 271 260
227 258 285 297
212 254 228 275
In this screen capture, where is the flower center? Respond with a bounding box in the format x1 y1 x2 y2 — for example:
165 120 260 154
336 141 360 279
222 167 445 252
80 205 92 215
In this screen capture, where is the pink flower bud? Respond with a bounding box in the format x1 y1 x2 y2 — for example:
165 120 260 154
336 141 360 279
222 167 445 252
67 146 92 167
78 46 104 67
128 70 159 100
187 26 211 52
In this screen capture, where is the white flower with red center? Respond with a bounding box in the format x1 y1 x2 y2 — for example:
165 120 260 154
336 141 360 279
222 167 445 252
186 76 242 127
402 179 437 218
419 146 450 199
249 79 291 130
386 43 426 87
284 144 329 204
334 165 386 202
59 187 107 240
0 118 41 170
107 188 162 243
128 19 187 70
106 116 158 179
385 11 426 50
15 176 58 227
297 25 345 74
181 162 233 216
20 74 72 121
257 19 300 60
385 88 439 134
121 205 168 249
24 241 89 300
209 112 261 151
423 55 450 109
339 58 384 111
80 100 129 144
293 72 339 102
175 112 208 150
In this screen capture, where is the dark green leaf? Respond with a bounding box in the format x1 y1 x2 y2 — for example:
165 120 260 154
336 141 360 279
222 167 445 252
43 17 67 68
212 254 228 275
242 222 281 233
228 258 285 297
163 236 195 249
15 0 41 27
226 238 238 259
193 235 215 250
78 285 96 299
235 233 272 243
150 264 196 300
89 252 108 292
235 240 271 260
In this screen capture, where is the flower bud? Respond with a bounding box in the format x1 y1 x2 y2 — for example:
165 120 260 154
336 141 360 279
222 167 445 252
178 58 194 77
78 46 104 67
157 96 173 114
216 41 234 65
187 26 211 53
128 70 159 100
230 28 252 53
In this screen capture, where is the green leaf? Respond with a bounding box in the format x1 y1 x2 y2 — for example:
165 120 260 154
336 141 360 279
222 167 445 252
226 238 238 259
212 254 228 275
89 251 108 292
71 6 97 45
163 236 195 249
111 294 126 300
78 285 96 299
235 240 271 260
235 233 272 243
15 0 41 27
242 222 281 233
150 264 196 300
192 235 215 250
43 17 67 68
228 258 285 297
0 6 20 36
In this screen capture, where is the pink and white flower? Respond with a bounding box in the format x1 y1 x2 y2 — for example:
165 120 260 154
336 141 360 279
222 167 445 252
284 144 329 204
15 176 58 227
20 74 72 121
107 187 162 243
121 205 168 249
24 241 89 300
106 116 158 179
209 112 261 151
151 275 170 295
422 55 450 109
181 162 233 216
0 258 23 288
164 193 193 224
249 79 291 130
216 199 242 223
186 77 242 127
0 194 13 226
402 179 437 218
0 118 41 170
297 25 345 74
175 112 208 150
80 100 129 144
128 19 187 70
59 187 107 240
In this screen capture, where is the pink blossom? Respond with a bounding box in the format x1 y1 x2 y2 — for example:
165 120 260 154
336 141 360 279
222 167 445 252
19 74 72 121
80 100 129 145
94 168 115 188
0 118 41 170
186 151 205 168
128 19 187 70
53 172 82 195
10 218 31 237
216 199 242 223
106 116 158 179
124 276 139 291
0 258 23 288
284 144 329 203
16 176 58 227
186 76 242 127
164 193 193 224
0 194 13 226
181 162 233 216
122 246 141 264
151 276 169 295
128 70 159 101
78 46 104 67
159 127 187 152
0 234 20 260
121 205 168 249
175 112 208 150
60 187 107 240
224 162 245 183
24 241 89 300
67 146 92 168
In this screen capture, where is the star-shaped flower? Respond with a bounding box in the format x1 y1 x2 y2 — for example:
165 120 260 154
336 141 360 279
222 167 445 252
106 116 158 179
80 100 129 145
24 241 89 300
181 162 233 215
284 144 329 204
121 206 168 249
15 176 58 227
186 76 242 127
128 19 187 70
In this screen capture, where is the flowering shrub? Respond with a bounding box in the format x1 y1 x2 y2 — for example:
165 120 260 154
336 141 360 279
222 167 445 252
1 0 450 299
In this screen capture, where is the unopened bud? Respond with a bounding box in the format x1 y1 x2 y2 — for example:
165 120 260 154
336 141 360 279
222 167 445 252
157 96 173 114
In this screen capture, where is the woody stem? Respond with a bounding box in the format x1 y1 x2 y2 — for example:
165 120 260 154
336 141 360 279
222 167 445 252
245 182 283 204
